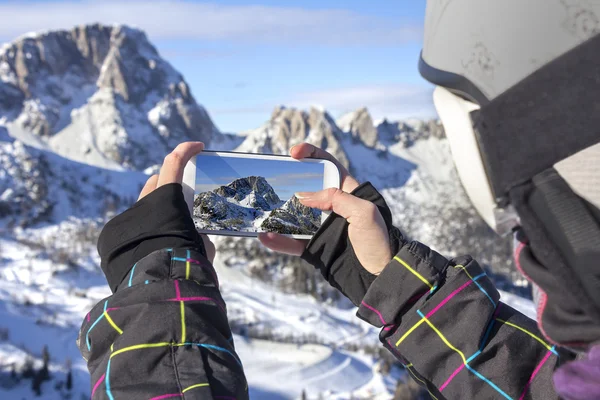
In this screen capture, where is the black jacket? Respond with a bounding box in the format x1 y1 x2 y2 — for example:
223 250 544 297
79 183 574 399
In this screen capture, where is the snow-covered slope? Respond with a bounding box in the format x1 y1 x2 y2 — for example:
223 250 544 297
0 24 534 400
0 135 145 229
236 107 521 290
0 24 219 170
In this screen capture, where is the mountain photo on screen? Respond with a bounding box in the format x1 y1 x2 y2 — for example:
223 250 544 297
193 156 324 235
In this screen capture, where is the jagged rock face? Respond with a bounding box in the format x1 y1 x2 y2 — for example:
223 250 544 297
193 176 283 231
214 176 281 211
0 139 52 225
0 134 145 228
261 195 321 235
336 107 378 147
0 24 219 170
377 119 445 147
236 106 350 169
194 191 257 229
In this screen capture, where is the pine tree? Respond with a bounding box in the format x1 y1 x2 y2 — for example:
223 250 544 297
66 369 72 391
301 389 307 400
32 371 43 396
66 358 73 391
10 363 17 381
40 345 50 381
22 357 35 379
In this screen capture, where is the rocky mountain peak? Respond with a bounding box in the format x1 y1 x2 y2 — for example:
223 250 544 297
261 194 321 235
236 106 350 169
214 176 281 211
376 118 445 146
0 24 219 170
336 107 378 148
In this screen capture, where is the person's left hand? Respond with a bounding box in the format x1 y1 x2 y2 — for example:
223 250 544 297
137 142 216 263
258 143 391 275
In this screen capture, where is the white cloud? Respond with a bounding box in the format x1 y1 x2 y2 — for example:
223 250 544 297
289 84 437 121
0 1 422 46
213 84 437 123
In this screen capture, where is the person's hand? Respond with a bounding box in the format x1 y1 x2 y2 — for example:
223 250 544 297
258 143 391 275
137 142 216 263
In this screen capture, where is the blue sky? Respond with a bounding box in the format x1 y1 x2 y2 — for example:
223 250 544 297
195 155 324 200
0 0 435 132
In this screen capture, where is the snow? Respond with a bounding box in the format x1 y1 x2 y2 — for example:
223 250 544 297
0 24 540 400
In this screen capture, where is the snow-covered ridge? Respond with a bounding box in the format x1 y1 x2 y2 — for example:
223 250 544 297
0 23 219 170
194 176 321 235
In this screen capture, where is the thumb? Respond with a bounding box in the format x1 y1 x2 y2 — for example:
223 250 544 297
296 188 375 226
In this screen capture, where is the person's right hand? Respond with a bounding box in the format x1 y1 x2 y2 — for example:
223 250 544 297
259 143 392 275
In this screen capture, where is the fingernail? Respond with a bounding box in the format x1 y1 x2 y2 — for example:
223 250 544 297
295 192 314 199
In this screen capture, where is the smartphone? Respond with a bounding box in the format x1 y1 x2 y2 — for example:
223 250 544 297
182 151 341 239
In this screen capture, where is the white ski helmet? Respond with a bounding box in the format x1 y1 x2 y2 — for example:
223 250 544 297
420 0 600 234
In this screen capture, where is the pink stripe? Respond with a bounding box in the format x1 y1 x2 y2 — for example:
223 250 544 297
87 313 91 322
91 373 105 397
174 280 181 300
149 394 181 400
514 242 565 346
166 297 225 312
518 349 553 400
406 290 429 305
440 363 466 392
105 307 120 312
361 301 387 325
425 279 474 319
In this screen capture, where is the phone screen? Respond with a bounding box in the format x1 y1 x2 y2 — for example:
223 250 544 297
193 153 325 236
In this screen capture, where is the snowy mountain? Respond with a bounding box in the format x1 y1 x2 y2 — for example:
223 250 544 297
261 195 322 235
234 107 520 290
215 176 282 211
194 176 323 236
0 24 219 170
237 106 351 170
0 24 532 400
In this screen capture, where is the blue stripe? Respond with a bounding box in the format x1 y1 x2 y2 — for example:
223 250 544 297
471 273 496 306
172 257 187 262
128 263 137 287
145 280 149 285
479 310 497 350
183 342 242 366
466 350 481 364
105 359 114 400
466 364 512 399
86 314 105 350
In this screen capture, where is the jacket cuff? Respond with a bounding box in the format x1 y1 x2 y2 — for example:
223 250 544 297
356 241 448 328
301 182 404 306
97 183 205 292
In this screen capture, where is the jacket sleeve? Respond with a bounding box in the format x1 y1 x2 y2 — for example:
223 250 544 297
77 184 248 400
303 182 574 400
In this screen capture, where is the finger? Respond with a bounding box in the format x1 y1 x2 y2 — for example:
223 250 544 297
296 188 374 224
201 234 216 263
290 143 348 174
156 142 205 188
258 232 307 256
138 174 159 200
290 143 359 192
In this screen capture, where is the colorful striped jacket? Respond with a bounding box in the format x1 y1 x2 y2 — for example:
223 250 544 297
78 182 581 399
